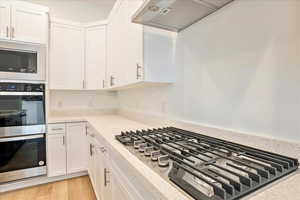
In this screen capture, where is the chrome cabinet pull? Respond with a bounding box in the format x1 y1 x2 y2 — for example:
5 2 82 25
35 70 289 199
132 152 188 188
136 63 142 80
100 147 106 153
104 168 110 186
62 136 65 145
90 144 94 156
51 128 63 131
110 76 115 86
6 26 9 38
82 80 85 89
102 80 105 88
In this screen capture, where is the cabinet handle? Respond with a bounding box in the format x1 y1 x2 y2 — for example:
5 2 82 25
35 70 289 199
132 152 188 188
100 147 106 153
90 144 94 156
62 136 65 145
102 80 105 88
136 63 142 80
11 27 15 39
104 168 110 186
82 80 85 89
51 128 64 131
110 76 115 86
6 26 9 38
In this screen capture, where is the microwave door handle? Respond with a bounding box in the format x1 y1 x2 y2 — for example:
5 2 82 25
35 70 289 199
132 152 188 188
0 134 44 142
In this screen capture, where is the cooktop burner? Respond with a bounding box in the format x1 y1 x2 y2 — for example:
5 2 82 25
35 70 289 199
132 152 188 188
115 127 299 200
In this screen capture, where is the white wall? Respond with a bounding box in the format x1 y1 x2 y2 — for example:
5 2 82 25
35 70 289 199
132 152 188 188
118 0 300 142
50 90 118 111
20 0 116 22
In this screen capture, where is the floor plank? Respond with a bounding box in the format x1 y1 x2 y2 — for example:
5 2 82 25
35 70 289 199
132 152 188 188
0 176 96 200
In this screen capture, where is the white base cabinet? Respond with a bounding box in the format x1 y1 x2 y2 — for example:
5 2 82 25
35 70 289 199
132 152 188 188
47 133 67 177
47 122 87 177
66 123 88 174
86 122 167 200
87 127 111 200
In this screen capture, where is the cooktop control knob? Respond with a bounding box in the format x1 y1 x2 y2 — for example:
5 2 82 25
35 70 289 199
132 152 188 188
158 155 169 167
134 140 144 149
144 146 154 156
138 143 147 153
151 150 161 161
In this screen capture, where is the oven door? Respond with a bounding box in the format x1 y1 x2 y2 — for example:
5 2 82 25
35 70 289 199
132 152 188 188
0 134 46 183
0 92 45 138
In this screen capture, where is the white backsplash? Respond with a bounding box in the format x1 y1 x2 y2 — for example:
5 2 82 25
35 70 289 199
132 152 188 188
49 90 118 112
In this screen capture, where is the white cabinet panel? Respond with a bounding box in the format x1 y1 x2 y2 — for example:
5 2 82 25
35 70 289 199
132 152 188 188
0 2 10 40
121 0 143 85
94 147 105 200
50 23 85 90
66 122 88 174
106 0 174 89
85 25 106 90
111 174 131 200
107 5 124 87
11 5 47 44
47 134 66 177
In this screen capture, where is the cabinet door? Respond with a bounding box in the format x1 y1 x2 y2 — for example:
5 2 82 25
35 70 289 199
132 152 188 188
0 2 10 40
121 0 144 85
107 2 126 87
11 5 47 44
103 156 112 200
47 134 67 177
94 147 105 200
49 23 85 90
85 25 106 90
66 122 88 174
111 174 131 200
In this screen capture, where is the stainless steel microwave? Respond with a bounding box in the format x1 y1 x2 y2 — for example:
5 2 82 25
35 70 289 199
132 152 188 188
0 46 45 81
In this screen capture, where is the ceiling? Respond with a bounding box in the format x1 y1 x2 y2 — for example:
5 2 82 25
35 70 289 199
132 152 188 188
21 0 116 22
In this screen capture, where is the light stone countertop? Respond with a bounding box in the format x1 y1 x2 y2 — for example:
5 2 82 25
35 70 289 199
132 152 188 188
48 114 300 200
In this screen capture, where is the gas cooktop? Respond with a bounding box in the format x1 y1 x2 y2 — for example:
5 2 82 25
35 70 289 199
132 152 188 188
115 127 299 200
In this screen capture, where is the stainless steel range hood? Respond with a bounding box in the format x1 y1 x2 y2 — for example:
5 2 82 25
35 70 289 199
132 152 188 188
132 0 234 32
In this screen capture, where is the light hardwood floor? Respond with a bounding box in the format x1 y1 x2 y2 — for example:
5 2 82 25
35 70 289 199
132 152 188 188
0 176 96 200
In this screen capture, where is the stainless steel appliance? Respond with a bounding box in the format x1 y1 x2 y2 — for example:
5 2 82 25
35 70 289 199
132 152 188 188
0 47 45 81
0 82 46 184
132 0 235 32
116 127 299 200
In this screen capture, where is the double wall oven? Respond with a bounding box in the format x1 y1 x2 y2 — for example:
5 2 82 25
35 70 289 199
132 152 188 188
0 82 46 184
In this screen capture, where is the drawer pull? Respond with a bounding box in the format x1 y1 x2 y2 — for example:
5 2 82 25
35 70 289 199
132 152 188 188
51 128 64 131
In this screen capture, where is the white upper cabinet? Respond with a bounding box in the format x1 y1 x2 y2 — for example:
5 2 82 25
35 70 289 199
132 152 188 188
85 24 107 90
49 22 85 90
0 1 10 40
106 0 175 89
11 4 48 44
50 20 107 90
0 1 48 44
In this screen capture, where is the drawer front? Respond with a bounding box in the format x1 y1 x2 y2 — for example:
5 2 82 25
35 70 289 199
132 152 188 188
47 123 66 135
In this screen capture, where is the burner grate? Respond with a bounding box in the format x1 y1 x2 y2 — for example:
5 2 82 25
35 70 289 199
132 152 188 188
115 127 299 200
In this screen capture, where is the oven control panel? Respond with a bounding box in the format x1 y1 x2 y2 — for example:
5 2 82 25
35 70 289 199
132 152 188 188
0 83 44 92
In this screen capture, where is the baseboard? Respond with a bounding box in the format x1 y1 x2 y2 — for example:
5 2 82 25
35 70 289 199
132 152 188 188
0 171 88 193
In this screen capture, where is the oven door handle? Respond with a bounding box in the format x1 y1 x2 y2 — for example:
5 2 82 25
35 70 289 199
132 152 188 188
0 92 43 96
0 134 44 142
